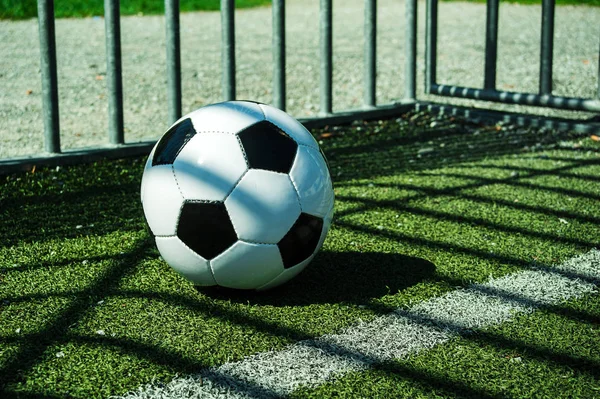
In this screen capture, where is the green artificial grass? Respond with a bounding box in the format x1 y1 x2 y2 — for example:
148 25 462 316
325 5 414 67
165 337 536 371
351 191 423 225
291 293 600 398
1 111 599 398
0 0 272 20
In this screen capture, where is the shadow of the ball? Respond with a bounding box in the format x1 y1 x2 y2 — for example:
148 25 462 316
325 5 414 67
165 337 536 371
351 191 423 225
197 250 436 307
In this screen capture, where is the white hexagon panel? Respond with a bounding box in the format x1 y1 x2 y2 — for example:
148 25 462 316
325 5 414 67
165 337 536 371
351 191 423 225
188 101 264 134
211 241 284 289
140 146 156 203
155 236 217 286
140 164 183 236
225 169 301 244
257 257 310 292
290 145 334 218
173 133 248 201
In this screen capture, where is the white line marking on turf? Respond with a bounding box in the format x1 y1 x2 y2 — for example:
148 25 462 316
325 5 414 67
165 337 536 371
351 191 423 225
115 250 600 399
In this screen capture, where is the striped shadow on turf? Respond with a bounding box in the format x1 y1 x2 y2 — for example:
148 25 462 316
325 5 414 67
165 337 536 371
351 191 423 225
116 250 600 399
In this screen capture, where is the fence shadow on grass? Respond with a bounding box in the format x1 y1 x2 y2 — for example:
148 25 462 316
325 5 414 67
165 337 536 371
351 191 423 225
324 113 599 250
0 156 147 248
199 250 436 306
317 113 584 182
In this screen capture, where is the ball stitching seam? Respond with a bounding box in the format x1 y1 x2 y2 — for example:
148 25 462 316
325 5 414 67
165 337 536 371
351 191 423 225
160 235 219 285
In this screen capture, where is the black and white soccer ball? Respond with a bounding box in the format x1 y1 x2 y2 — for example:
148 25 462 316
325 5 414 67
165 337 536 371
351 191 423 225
141 101 334 290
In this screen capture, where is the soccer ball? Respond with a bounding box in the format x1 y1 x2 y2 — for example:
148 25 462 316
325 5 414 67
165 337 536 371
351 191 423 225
141 101 334 290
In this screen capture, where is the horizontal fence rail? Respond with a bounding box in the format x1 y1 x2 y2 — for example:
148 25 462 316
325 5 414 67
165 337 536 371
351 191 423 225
0 0 598 173
425 0 600 113
429 85 600 112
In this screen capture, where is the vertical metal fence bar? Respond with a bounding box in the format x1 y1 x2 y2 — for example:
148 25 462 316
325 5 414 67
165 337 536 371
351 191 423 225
484 0 499 90
165 0 182 124
37 0 60 153
598 36 600 100
364 0 376 108
272 0 286 111
405 0 417 101
539 0 555 95
320 0 333 115
221 0 236 101
104 0 124 145
425 0 438 93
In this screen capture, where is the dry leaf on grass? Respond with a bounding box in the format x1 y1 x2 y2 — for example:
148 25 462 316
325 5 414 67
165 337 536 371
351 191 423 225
318 132 335 139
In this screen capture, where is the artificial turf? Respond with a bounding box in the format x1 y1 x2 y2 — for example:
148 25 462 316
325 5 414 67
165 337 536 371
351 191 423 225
291 293 600 398
0 111 599 398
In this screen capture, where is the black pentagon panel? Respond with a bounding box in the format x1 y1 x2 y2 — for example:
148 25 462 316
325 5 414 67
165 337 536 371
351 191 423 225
277 213 324 268
152 118 196 166
238 121 298 174
177 201 237 260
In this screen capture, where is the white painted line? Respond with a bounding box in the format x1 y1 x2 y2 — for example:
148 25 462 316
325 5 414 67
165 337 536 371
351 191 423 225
116 249 600 399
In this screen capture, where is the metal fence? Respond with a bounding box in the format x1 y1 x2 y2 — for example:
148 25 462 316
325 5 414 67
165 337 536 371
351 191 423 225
2 0 599 172
424 0 600 113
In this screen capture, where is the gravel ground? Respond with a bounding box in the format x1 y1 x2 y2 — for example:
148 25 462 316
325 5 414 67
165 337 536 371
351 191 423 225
0 0 598 158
